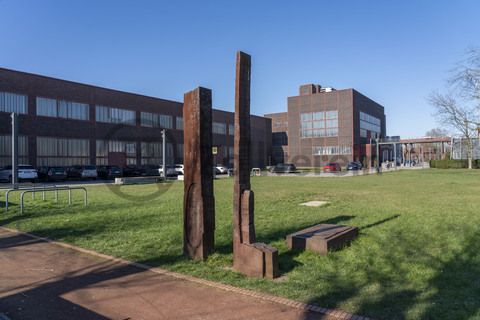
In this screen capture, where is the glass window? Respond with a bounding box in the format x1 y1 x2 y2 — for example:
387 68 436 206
176 117 183 130
300 111 338 138
360 112 381 137
0 92 27 114
228 124 234 135
213 122 227 135
36 97 57 117
59 100 89 120
140 111 172 128
36 97 89 120
36 136 90 166
96 105 135 125
312 145 351 155
177 143 184 159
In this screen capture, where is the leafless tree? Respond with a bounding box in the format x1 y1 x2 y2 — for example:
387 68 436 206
429 48 480 169
425 128 449 137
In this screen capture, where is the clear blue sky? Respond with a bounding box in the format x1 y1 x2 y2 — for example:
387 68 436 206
1 0 479 137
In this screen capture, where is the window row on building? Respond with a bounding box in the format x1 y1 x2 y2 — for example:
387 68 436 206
0 91 28 114
37 97 90 120
140 111 173 128
2 91 236 135
97 105 136 125
36 136 90 166
312 145 352 156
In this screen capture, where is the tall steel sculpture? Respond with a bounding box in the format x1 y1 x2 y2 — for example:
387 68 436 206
233 52 279 279
183 87 215 260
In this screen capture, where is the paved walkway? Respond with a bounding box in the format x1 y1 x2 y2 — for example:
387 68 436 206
0 228 350 320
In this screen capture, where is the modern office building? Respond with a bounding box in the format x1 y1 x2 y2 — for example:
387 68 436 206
0 68 272 168
265 84 386 167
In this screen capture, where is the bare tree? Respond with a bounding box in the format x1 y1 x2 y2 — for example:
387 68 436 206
429 48 480 169
425 128 449 137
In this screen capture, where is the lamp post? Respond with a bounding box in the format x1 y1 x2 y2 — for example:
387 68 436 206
162 129 166 179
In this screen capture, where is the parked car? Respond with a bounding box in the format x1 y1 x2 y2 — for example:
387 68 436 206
159 165 179 178
0 165 38 182
270 163 296 173
122 165 145 177
67 165 98 180
174 164 184 175
37 166 68 182
347 161 363 171
141 164 161 176
215 165 228 174
97 165 122 180
323 162 341 172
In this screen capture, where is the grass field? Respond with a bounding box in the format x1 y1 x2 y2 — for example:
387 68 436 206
2 169 480 319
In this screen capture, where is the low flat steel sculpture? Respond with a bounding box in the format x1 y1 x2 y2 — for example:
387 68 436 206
183 87 215 261
233 51 279 279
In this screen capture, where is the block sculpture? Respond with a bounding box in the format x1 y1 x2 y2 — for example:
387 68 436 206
232 51 279 279
183 87 215 261
286 224 358 254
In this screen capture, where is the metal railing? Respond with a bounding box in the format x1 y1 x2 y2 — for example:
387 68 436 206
4 185 60 211
2 185 88 214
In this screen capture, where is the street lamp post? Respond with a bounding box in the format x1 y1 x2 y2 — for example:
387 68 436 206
162 129 166 179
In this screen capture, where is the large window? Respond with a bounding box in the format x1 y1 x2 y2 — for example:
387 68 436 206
37 97 89 120
37 137 90 166
96 140 137 165
312 145 352 156
228 124 234 136
141 141 173 165
140 112 172 128
177 143 184 161
301 111 338 138
0 92 27 114
96 105 136 125
176 117 183 130
0 135 28 167
360 112 381 138
213 122 227 135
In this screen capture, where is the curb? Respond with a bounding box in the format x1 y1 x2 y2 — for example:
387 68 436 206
0 226 371 320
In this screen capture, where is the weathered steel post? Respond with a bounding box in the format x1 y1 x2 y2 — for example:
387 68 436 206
183 87 215 260
232 51 278 279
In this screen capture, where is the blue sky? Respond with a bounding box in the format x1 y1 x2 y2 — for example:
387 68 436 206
1 0 479 137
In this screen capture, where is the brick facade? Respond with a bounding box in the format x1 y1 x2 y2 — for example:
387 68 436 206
0 68 272 168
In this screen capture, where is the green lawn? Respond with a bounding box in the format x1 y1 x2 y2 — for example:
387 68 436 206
2 169 480 319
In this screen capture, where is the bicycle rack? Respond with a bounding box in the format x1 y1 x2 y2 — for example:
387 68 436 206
3 186 88 214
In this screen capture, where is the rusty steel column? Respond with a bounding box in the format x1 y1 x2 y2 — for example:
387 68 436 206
232 51 279 279
183 87 215 261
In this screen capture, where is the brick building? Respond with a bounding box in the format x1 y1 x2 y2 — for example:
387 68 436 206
265 84 386 167
0 68 271 168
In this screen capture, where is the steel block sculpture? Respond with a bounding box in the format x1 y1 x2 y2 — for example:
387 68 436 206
183 87 215 261
232 51 279 279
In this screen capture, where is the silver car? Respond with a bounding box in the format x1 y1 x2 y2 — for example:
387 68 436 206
0 165 38 182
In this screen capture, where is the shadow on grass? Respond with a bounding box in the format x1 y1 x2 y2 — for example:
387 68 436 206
359 214 400 231
0 201 148 229
299 230 480 320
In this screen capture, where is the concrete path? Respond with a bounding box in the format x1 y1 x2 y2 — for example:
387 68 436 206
0 228 348 320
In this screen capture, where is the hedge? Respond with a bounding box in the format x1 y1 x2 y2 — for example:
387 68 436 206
430 159 480 169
